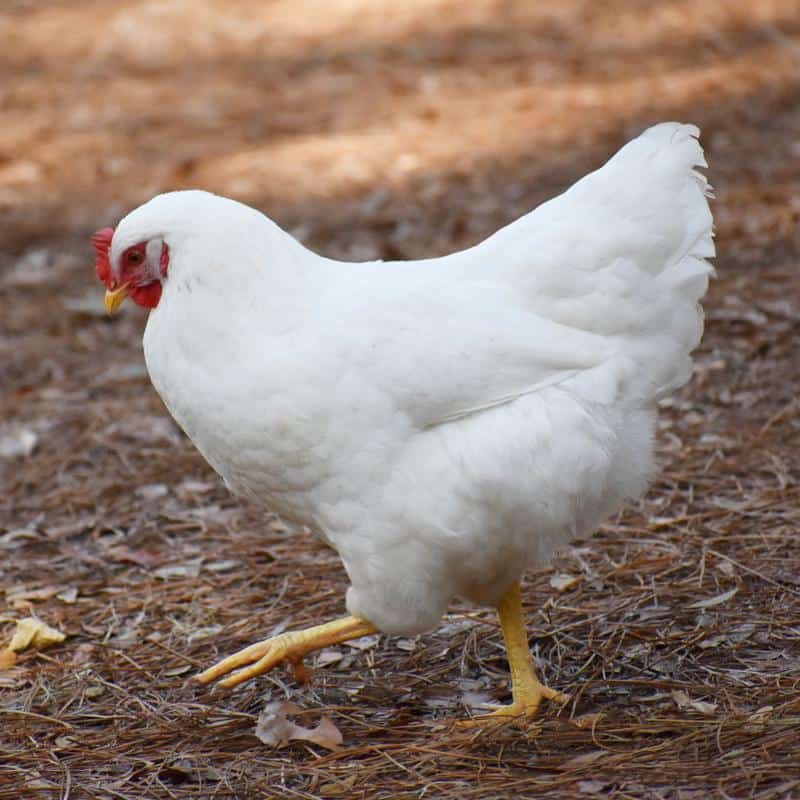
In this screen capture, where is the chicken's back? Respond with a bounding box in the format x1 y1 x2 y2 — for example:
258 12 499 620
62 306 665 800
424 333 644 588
461 122 714 406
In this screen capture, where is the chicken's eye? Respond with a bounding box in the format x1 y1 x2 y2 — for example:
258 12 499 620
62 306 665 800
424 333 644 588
127 251 143 265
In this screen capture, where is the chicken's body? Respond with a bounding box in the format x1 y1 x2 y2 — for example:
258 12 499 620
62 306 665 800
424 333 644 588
99 122 713 716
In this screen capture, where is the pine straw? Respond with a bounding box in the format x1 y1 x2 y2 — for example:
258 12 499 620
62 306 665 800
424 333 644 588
2 1 800 798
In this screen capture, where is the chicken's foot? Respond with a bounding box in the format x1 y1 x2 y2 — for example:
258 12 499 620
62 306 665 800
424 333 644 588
195 615 377 688
462 581 568 725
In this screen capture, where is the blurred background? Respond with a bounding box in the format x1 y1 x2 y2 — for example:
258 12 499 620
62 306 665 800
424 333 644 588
2 0 799 263
2 2 800 797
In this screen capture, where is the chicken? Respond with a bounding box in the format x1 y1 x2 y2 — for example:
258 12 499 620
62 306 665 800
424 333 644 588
93 122 714 723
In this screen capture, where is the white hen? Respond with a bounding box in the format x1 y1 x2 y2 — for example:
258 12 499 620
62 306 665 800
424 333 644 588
94 122 713 722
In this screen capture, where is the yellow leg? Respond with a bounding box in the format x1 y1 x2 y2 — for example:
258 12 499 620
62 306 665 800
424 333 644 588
466 581 568 723
195 615 377 689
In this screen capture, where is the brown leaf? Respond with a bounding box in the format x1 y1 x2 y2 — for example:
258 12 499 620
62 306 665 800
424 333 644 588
579 780 609 795
153 558 204 579
550 573 581 592
254 701 343 751
318 777 357 797
671 689 718 716
8 617 66 652
715 559 737 578
56 588 78 604
106 545 166 567
571 712 605 730
0 648 18 670
688 587 739 609
6 584 75 607
671 689 692 707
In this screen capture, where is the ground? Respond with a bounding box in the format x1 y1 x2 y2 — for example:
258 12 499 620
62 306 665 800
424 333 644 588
1 1 800 798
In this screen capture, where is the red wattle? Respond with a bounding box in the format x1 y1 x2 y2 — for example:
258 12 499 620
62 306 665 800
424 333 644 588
131 282 162 309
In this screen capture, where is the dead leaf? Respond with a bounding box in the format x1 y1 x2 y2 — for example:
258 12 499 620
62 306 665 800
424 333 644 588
135 483 169 500
698 634 727 650
550 573 581 592
315 648 344 667
107 545 166 568
0 648 18 670
461 690 495 711
318 776 357 797
715 559 737 578
671 689 718 716
6 584 69 606
688 586 739 609
0 528 41 549
22 772 56 792
56 588 78 604
186 625 223 643
154 558 203 579
748 705 774 724
571 712 605 730
205 559 241 572
54 735 75 748
254 701 343 751
177 479 216 495
671 689 691 707
689 699 718 716
344 634 380 650
163 664 193 676
8 617 67 652
0 426 37 459
579 780 609 795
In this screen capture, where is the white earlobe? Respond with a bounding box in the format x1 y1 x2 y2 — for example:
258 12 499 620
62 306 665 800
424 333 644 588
146 238 164 276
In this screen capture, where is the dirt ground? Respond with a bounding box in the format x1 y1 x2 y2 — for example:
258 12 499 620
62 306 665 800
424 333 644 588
2 1 800 798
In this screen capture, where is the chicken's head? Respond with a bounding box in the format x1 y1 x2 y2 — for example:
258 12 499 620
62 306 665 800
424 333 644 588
92 226 169 315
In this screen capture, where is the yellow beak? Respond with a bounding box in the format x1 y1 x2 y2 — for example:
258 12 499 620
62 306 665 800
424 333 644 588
105 284 130 316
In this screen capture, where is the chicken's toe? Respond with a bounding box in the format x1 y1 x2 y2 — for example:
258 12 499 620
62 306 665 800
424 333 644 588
194 615 376 689
458 683 569 729
195 638 278 684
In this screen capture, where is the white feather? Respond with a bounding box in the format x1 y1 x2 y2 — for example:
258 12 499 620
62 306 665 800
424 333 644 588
116 122 714 635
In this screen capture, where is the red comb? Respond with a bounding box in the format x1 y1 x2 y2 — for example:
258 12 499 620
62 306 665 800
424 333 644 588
92 227 114 286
